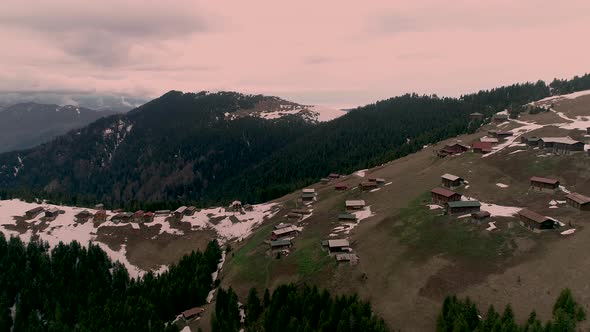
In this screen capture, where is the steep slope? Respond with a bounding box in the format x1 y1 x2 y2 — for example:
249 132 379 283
0 82 551 208
0 92 315 208
0 102 117 153
220 90 590 331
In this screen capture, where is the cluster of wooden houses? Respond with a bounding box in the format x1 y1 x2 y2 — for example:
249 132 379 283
430 173 590 231
269 221 300 254
319 199 368 264
321 239 358 264
23 206 63 221
268 206 314 253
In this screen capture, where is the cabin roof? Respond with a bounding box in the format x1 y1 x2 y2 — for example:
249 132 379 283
447 200 481 208
530 176 559 185
566 192 590 205
518 209 551 224
328 239 350 248
431 187 460 198
441 173 462 182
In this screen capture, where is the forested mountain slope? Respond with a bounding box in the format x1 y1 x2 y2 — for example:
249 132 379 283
0 81 555 209
0 103 117 153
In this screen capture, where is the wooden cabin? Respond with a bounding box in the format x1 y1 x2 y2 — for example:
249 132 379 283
334 183 348 191
75 210 93 222
517 209 555 230
491 131 513 139
430 187 461 205
326 239 351 253
335 253 359 264
182 307 204 321
185 206 197 215
143 212 154 223
539 137 584 154
155 210 171 216
321 178 330 184
360 181 378 190
345 200 365 211
338 213 357 222
530 176 560 191
173 206 187 218
24 206 44 219
133 210 145 222
329 173 341 179
270 239 292 251
301 189 316 202
45 208 61 219
471 211 491 220
439 143 469 157
441 173 464 188
472 141 493 154
274 223 293 230
446 201 481 215
271 226 298 240
566 193 590 211
112 212 133 223
94 210 107 222
229 201 242 212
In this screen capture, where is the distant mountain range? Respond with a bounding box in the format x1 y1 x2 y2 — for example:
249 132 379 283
0 91 148 113
0 102 117 153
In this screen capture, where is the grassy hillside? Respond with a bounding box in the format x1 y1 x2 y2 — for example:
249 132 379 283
218 92 590 331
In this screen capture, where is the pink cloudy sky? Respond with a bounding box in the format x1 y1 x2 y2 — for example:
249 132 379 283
1 0 589 107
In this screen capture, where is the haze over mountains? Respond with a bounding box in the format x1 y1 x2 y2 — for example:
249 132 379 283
0 102 118 153
0 91 148 113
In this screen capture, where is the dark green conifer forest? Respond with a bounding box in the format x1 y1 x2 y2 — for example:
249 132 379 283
0 234 221 331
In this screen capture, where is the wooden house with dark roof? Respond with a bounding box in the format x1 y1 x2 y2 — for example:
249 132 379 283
143 212 154 223
566 193 590 211
446 201 481 215
94 210 107 222
539 137 584 154
441 173 464 188
75 210 93 222
430 187 461 205
472 141 493 154
530 176 560 191
24 206 44 219
270 239 293 251
334 183 348 191
182 307 204 321
45 208 61 219
471 210 491 220
360 181 378 190
338 213 357 222
517 209 555 230
438 143 469 157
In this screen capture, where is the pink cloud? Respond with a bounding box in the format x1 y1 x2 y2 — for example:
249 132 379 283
0 0 589 107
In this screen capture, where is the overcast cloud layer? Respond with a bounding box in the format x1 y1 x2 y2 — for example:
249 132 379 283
1 0 589 107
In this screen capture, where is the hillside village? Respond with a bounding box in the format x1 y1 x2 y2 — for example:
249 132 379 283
2 89 590 330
